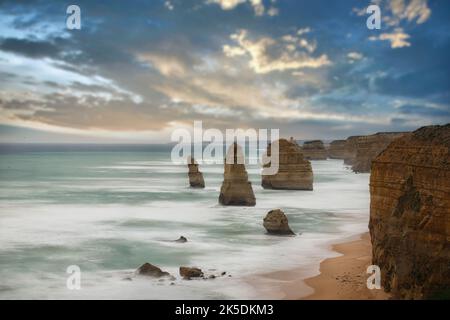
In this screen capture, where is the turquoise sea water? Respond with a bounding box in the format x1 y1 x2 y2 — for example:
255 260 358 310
0 145 371 299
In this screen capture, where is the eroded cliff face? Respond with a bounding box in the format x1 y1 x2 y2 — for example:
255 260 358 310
262 139 313 190
352 132 406 173
301 140 327 160
219 143 256 206
369 124 450 299
328 140 347 159
343 136 362 165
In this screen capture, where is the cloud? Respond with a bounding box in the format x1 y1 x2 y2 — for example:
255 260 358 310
397 103 450 117
355 1 431 49
206 0 275 16
223 29 331 74
387 0 431 26
347 52 364 61
369 28 411 48
164 1 174 10
0 38 62 58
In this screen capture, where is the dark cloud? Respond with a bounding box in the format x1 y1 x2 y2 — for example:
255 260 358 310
398 104 450 118
0 37 61 58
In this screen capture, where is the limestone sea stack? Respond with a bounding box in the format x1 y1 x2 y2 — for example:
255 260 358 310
301 140 327 160
187 156 205 188
218 143 256 206
263 209 295 235
369 124 450 299
261 139 313 190
328 140 347 159
352 132 407 173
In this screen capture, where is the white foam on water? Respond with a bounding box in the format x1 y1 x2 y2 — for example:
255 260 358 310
0 155 371 299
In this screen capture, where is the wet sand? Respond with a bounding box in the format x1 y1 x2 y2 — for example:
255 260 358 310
249 232 390 300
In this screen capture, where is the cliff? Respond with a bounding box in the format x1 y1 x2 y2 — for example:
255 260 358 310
343 135 362 165
352 132 406 173
219 143 256 206
262 139 313 190
187 156 205 188
301 140 327 160
369 124 450 299
328 140 347 159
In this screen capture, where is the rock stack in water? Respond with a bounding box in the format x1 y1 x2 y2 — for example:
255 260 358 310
263 209 295 235
301 140 327 160
328 140 347 159
262 139 313 190
352 132 406 173
218 143 256 206
369 124 450 299
187 156 205 188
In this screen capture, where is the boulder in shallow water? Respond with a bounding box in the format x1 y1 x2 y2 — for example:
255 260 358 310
136 263 171 278
174 236 187 243
263 209 295 235
179 266 204 279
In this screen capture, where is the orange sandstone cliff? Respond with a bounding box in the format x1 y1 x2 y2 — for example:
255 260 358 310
328 140 347 159
352 132 406 173
369 124 450 299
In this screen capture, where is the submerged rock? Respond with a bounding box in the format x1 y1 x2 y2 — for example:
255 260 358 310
187 156 205 188
180 266 204 279
301 140 327 160
369 124 450 299
136 263 171 278
263 209 295 235
174 236 187 243
262 139 313 190
218 143 256 206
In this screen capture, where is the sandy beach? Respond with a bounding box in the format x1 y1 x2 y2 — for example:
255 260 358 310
250 232 391 300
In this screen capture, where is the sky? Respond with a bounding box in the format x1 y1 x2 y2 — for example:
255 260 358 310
0 0 449 143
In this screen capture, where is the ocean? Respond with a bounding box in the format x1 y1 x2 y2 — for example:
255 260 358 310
0 144 371 299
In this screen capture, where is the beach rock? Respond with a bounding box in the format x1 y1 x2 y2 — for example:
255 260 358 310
187 156 205 188
261 139 313 190
136 263 171 278
263 209 295 235
301 140 328 160
179 266 204 279
218 143 256 206
369 124 450 299
328 140 347 159
351 132 407 173
174 236 187 243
